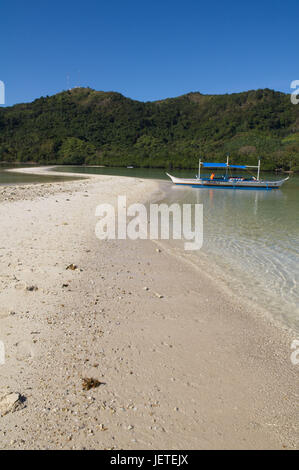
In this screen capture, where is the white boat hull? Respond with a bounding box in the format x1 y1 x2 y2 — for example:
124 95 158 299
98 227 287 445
166 173 289 189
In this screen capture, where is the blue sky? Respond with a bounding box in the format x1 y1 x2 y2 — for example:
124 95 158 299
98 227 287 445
0 0 298 106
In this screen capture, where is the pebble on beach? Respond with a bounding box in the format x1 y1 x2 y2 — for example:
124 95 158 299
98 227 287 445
0 393 25 417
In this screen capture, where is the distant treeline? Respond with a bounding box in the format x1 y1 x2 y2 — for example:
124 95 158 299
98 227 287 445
0 87 299 171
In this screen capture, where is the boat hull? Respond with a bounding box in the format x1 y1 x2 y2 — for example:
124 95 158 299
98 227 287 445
166 173 289 190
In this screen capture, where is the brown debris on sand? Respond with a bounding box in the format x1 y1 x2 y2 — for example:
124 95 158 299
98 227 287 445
66 264 78 271
26 285 38 292
82 378 105 391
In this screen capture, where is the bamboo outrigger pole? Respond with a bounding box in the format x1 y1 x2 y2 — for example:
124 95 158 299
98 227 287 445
257 158 261 181
226 154 229 178
245 158 262 180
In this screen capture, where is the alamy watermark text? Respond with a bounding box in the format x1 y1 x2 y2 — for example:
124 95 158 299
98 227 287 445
95 196 203 250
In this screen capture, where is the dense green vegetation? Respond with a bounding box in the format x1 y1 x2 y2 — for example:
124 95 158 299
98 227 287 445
0 87 299 171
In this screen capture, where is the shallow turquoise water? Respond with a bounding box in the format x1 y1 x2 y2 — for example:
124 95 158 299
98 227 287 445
158 176 299 333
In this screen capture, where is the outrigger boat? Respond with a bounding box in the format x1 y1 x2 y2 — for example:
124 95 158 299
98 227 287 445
166 157 289 190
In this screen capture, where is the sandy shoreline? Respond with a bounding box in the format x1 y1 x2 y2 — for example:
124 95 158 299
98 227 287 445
0 168 298 449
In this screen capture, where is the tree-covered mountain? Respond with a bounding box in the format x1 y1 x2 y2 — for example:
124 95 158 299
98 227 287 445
0 87 299 171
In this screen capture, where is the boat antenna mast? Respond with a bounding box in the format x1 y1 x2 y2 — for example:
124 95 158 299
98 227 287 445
198 157 201 179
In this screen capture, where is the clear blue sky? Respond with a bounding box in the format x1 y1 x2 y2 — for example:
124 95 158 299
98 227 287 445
1 0 298 106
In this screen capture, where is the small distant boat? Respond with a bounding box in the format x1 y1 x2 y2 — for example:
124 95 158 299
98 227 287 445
127 166 134 169
167 157 289 190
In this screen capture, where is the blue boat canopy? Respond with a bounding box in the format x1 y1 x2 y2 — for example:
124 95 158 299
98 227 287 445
229 165 247 169
201 162 247 169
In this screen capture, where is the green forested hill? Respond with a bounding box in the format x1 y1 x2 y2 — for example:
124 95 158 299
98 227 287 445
0 87 299 170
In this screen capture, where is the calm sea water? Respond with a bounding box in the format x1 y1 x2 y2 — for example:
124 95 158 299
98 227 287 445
0 164 78 186
158 176 299 333
2 164 299 332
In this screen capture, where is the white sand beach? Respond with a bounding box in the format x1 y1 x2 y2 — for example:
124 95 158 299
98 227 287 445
0 168 298 449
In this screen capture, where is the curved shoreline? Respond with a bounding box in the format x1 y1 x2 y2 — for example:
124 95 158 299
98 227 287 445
3 166 297 335
0 166 298 449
